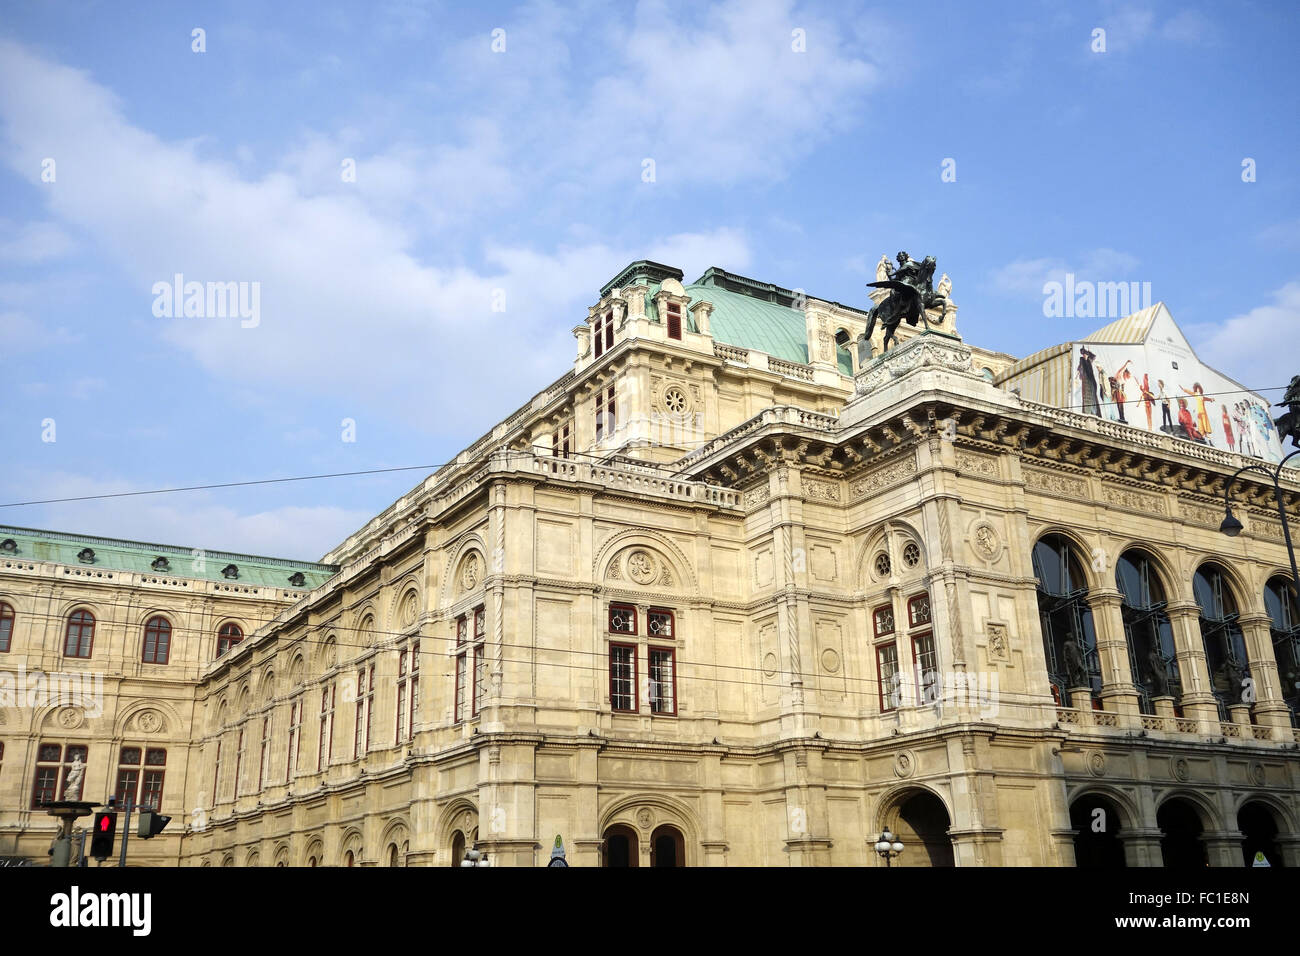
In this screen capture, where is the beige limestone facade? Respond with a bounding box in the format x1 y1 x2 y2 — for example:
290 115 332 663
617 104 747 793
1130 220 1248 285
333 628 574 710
2 260 1298 867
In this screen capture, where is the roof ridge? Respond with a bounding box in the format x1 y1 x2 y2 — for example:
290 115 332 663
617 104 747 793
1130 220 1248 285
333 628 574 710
0 524 337 570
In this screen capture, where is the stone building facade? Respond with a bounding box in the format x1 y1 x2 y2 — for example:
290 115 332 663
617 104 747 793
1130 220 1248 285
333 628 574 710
2 259 1298 866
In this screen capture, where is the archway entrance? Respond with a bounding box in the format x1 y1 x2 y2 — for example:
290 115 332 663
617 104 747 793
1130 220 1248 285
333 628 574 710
602 824 639 867
1158 798 1208 867
450 831 465 867
890 790 954 867
1070 794 1126 867
650 825 685 867
1238 802 1284 867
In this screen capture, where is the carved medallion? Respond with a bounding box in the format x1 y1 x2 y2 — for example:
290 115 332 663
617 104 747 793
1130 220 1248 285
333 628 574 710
972 522 1000 561
893 751 916 779
57 707 84 730
136 709 163 734
461 554 480 591
1172 757 1189 781
820 648 841 673
1249 762 1265 786
636 808 654 830
1087 751 1106 777
762 653 778 678
627 550 657 585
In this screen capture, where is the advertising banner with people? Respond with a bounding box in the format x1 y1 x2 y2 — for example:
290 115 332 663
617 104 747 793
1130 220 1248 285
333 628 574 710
1070 309 1283 463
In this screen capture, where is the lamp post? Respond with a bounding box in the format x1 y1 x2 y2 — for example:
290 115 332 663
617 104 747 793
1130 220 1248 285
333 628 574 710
1219 450 1300 600
874 828 904 867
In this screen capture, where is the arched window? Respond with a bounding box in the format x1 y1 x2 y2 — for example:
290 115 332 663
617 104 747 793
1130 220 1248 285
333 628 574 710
216 623 243 657
0 601 13 652
64 610 95 658
1032 535 1100 707
1193 564 1249 719
344 850 354 867
1263 576 1300 727
1115 550 1181 713
142 616 171 664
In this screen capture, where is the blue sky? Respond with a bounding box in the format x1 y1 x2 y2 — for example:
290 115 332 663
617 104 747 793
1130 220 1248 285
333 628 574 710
1 0 1297 559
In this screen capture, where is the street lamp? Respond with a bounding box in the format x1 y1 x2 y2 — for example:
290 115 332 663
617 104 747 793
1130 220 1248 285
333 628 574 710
461 847 490 867
1220 450 1300 601
874 828 904 867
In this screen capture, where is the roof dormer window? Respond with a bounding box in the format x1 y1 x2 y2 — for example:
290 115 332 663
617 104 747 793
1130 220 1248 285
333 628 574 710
288 571 306 587
151 556 170 572
594 309 613 359
666 301 682 340
77 548 95 564
221 564 239 579
0 538 16 553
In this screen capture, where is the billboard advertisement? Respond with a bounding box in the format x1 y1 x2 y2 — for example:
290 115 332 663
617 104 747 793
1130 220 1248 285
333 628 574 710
1070 308 1283 463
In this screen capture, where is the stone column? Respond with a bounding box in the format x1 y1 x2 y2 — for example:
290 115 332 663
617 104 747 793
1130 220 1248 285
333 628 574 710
1238 611 1291 731
1167 602 1219 727
1091 588 1141 719
1203 832 1243 867
1120 829 1165 866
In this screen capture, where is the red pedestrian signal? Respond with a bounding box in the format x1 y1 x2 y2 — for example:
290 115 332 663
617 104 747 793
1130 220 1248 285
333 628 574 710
90 811 117 859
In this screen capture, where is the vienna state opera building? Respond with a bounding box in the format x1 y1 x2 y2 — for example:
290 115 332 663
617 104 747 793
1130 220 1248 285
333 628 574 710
1 259 1298 868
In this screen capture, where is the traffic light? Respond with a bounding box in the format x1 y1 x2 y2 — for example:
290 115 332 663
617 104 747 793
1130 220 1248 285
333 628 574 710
137 810 171 839
90 811 117 859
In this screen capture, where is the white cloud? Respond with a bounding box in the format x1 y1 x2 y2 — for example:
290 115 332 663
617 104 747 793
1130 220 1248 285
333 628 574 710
0 39 751 433
1187 282 1300 395
2 470 374 561
0 220 75 263
989 248 1141 298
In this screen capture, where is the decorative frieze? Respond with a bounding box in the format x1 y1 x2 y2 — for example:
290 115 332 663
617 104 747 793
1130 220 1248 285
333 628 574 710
803 478 840 502
956 451 999 478
1102 484 1167 516
1022 466 1087 498
848 454 918 500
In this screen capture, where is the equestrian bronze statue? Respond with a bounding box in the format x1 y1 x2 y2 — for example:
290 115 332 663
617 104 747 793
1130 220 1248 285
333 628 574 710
863 251 949 354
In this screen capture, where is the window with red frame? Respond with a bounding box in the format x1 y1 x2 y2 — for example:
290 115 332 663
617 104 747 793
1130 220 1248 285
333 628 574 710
595 384 616 441
609 644 637 712
666 301 682 340
258 717 271 790
0 601 14 652
648 647 676 715
552 422 571 459
317 682 334 772
397 650 409 744
912 631 938 707
877 644 900 712
648 609 674 639
409 639 420 740
142 615 171 664
907 593 932 629
234 727 245 796
216 622 243 657
353 664 374 759
115 747 167 810
873 604 895 638
455 610 486 722
609 604 637 634
286 697 302 779
31 743 88 808
63 610 94 658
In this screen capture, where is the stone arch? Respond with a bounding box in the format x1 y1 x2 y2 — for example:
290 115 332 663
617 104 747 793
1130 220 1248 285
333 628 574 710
340 827 364 866
288 653 305 687
1031 526 1102 591
1110 542 1180 599
855 519 927 588
381 817 410 866
389 576 423 634
1232 791 1297 834
1064 783 1141 832
317 633 338 671
441 533 490 606
437 799 480 864
259 666 277 705
1156 789 1222 831
272 843 290 867
245 849 259 867
593 529 698 594
874 784 955 867
1237 799 1286 867
1156 792 1215 867
1191 557 1250 612
1067 787 1133 867
599 793 700 865
113 698 184 739
303 836 324 867
354 606 377 647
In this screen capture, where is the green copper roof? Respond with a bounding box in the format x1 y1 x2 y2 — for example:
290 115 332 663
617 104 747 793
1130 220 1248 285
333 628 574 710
681 281 854 376
0 525 338 589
